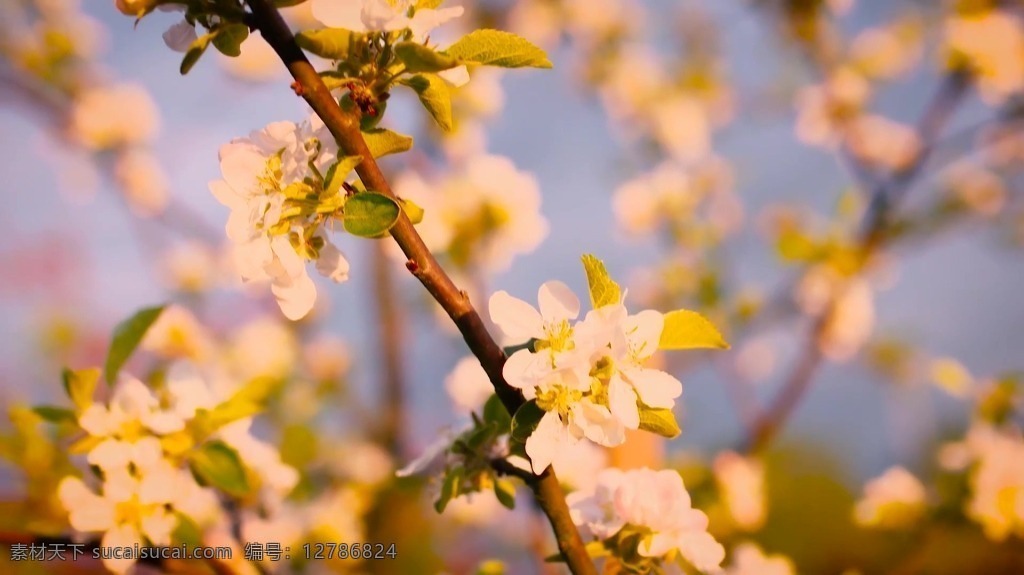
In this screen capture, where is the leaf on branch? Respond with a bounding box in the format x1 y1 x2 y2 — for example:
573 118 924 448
581 254 621 309
658 309 730 350
295 28 362 60
510 399 545 442
394 41 460 73
212 23 249 57
435 466 463 513
195 376 280 435
401 74 454 131
482 394 511 431
32 405 76 424
637 405 681 438
361 128 414 158
343 192 401 238
189 440 251 497
324 155 364 196
62 368 100 412
180 33 214 75
400 197 425 224
104 305 166 385
445 29 552 69
493 478 516 509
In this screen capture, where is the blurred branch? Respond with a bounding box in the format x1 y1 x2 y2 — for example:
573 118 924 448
0 66 222 244
243 2 595 573
744 72 971 453
371 242 407 457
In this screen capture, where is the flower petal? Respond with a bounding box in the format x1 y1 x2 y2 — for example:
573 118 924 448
489 290 545 341
407 6 464 39
526 410 567 474
624 366 682 409
315 239 350 283
101 524 143 574
271 272 317 321
438 65 470 88
162 20 197 53
608 374 640 430
537 280 580 322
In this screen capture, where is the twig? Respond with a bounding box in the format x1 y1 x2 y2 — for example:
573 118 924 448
371 241 407 457
743 72 971 454
242 2 596 572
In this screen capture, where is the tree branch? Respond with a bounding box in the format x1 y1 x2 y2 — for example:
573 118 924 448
743 72 971 454
242 2 595 572
371 242 407 457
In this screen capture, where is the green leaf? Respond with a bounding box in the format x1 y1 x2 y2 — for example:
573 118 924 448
482 394 511 431
325 155 363 196
401 197 425 224
401 74 453 131
104 305 165 385
581 254 621 309
510 399 546 443
435 466 463 513
637 406 681 439
361 128 413 158
280 423 318 468
445 29 552 69
212 23 249 57
344 192 401 238
493 478 516 510
172 513 204 547
62 368 100 412
295 28 361 60
658 309 730 350
180 33 213 75
189 440 251 497
394 42 459 73
32 405 76 424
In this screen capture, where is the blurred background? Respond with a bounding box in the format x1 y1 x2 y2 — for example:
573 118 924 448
1 0 1023 573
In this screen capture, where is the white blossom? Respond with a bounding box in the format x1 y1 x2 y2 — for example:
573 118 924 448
69 83 159 150
445 355 494 414
724 543 796 575
311 0 464 40
210 116 348 320
568 467 725 573
854 466 927 529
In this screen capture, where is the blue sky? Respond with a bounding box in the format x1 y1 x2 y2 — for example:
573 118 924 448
1 0 1022 482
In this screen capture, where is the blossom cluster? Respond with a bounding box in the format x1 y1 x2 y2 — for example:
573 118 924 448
393 154 548 274
210 116 351 320
567 467 725 573
57 361 298 574
488 256 727 474
942 422 1024 541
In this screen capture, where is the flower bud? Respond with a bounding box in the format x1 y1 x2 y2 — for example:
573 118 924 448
115 0 159 17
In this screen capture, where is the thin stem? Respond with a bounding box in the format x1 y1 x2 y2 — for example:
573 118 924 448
371 241 407 456
242 2 595 572
743 72 971 454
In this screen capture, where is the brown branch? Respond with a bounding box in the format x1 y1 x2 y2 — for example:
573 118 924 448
371 241 407 456
743 72 972 454
242 2 595 573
